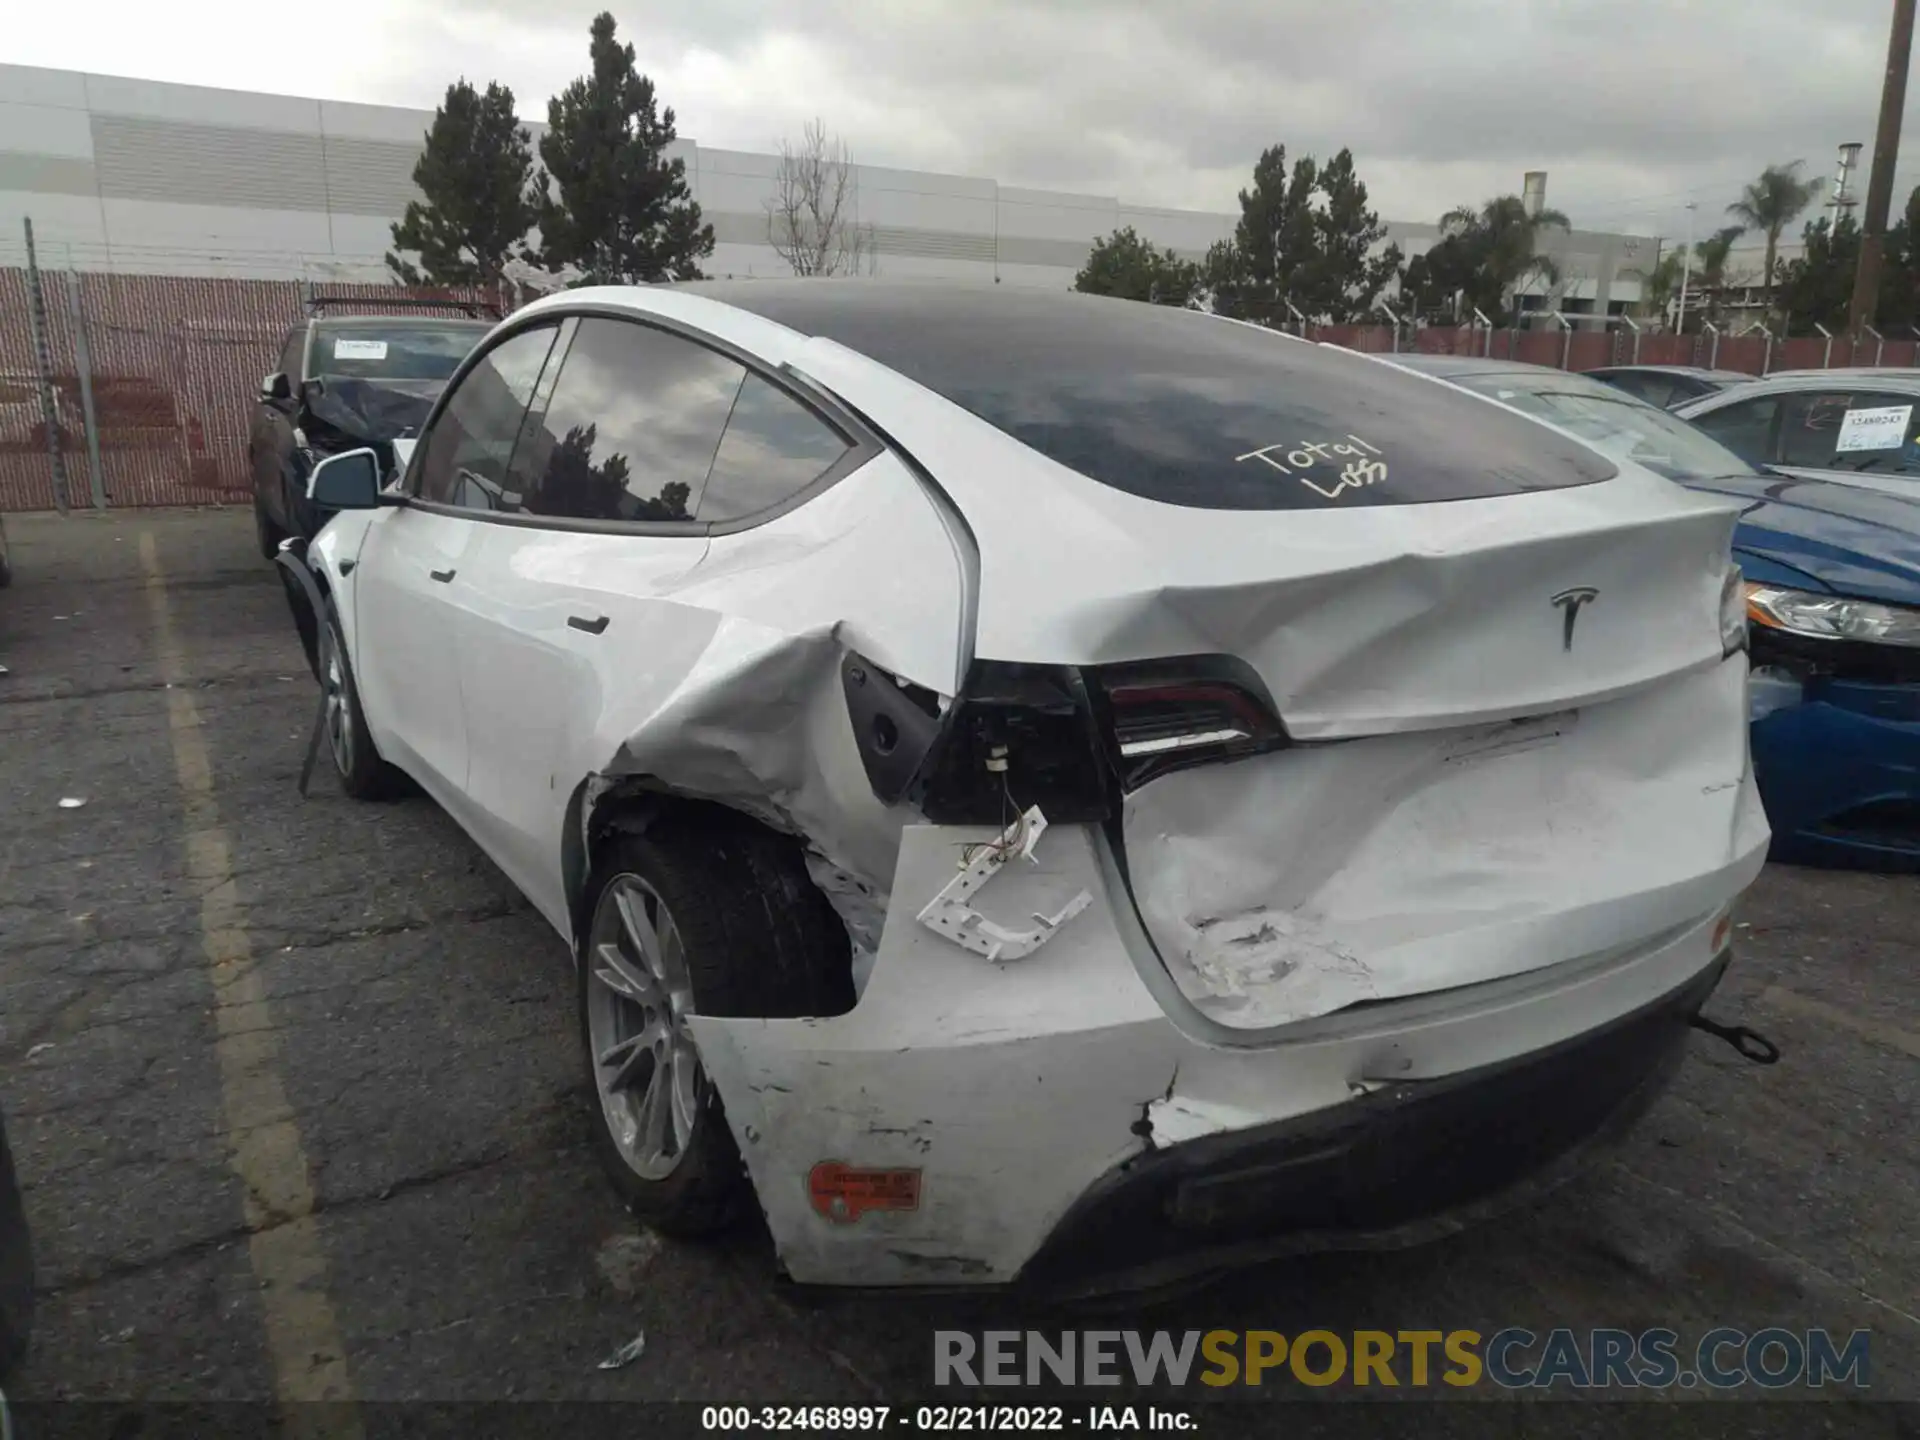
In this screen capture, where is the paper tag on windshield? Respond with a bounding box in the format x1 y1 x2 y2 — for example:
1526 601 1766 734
332 339 388 361
1836 404 1912 452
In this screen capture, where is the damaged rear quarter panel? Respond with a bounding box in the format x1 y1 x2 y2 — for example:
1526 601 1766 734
572 450 970 919
690 821 1181 1287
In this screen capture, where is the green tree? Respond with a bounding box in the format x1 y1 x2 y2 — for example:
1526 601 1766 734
1435 195 1571 322
1778 194 1920 335
1726 161 1824 318
530 12 714 284
1074 226 1202 306
1203 144 1402 325
1777 215 1860 334
385 79 536 286
1397 235 1497 322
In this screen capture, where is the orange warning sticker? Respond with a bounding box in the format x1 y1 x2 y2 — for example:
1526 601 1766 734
808 1162 922 1223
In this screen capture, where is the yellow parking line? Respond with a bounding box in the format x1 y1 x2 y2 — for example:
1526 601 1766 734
140 532 360 1436
1757 984 1920 1061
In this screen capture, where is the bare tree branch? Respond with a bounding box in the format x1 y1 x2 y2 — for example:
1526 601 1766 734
766 118 875 276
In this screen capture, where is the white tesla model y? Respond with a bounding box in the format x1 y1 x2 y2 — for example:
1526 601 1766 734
293 281 1767 1294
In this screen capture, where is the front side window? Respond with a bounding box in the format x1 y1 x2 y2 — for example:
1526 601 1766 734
1691 397 1781 468
1778 390 1920 475
413 326 559 507
509 318 744 523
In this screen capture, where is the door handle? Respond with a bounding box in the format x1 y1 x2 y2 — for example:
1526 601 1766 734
567 614 610 635
429 568 455 583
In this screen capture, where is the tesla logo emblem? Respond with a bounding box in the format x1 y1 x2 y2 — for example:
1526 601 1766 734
1551 587 1599 650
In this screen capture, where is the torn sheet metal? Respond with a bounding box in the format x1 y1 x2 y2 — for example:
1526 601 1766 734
915 806 1092 961
1123 658 1769 1031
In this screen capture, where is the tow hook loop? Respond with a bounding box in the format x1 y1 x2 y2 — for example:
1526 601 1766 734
1690 1013 1781 1065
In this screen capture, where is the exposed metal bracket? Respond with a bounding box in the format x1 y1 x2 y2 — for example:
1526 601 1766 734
915 806 1092 962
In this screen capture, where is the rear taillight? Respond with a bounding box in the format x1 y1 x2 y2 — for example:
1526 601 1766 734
844 652 1290 822
1093 657 1286 788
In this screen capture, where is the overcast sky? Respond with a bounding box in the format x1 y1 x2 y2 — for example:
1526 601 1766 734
13 0 1917 249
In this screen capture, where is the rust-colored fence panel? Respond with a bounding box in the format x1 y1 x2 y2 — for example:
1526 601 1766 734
1565 332 1612 371
0 268 505 512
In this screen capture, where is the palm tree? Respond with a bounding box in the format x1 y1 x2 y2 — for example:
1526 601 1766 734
1727 162 1824 318
1438 195 1572 320
1624 249 1686 326
1690 224 1748 326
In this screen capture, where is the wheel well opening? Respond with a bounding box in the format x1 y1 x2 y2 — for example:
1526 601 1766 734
571 782 858 1019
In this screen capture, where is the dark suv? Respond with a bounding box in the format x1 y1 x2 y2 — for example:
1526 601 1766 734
247 298 496 556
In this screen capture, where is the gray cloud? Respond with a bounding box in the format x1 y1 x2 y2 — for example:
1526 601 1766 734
18 0 1915 247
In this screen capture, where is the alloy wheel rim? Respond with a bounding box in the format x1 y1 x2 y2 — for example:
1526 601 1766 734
585 874 702 1180
323 641 353 777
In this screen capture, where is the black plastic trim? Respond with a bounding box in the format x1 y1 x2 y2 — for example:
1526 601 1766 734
1015 952 1731 1297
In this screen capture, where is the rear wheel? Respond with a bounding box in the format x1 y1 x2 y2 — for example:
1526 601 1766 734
579 815 852 1236
322 600 404 800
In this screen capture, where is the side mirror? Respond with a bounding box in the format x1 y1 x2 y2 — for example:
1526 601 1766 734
308 448 382 509
261 372 292 404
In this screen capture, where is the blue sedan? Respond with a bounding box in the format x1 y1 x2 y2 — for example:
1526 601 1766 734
1388 354 1920 871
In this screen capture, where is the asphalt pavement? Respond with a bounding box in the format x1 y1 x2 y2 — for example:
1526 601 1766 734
0 507 1914 1437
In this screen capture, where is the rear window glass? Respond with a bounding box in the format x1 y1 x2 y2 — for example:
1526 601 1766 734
694 284 1616 509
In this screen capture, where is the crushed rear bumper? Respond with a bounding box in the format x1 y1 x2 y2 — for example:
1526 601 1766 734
1016 952 1727 1299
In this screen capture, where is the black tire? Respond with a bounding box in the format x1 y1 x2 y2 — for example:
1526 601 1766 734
579 812 853 1237
0 1109 35 1383
322 599 405 800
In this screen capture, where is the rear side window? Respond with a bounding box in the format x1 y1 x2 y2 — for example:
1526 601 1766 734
511 318 743 523
699 374 853 523
414 325 558 506
1692 397 1780 467
699 285 1615 509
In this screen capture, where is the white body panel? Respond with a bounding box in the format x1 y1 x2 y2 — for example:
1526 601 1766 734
315 285 1766 1289
350 505 479 796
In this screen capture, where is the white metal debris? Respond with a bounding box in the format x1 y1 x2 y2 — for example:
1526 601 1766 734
596 1331 647 1371
915 806 1092 961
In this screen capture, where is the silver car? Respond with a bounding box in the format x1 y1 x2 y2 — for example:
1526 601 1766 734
1675 369 1920 501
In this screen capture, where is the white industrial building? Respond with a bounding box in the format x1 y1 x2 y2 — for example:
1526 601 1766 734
0 62 1650 311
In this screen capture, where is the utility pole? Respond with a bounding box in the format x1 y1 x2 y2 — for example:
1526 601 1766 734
1849 0 1917 335
1676 202 1696 333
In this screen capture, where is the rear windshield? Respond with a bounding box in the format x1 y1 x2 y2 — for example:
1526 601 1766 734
1451 371 1762 484
310 323 491 383
693 283 1616 509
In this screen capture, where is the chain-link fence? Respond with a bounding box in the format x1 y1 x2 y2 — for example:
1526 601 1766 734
0 266 506 513
6 263 1920 514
